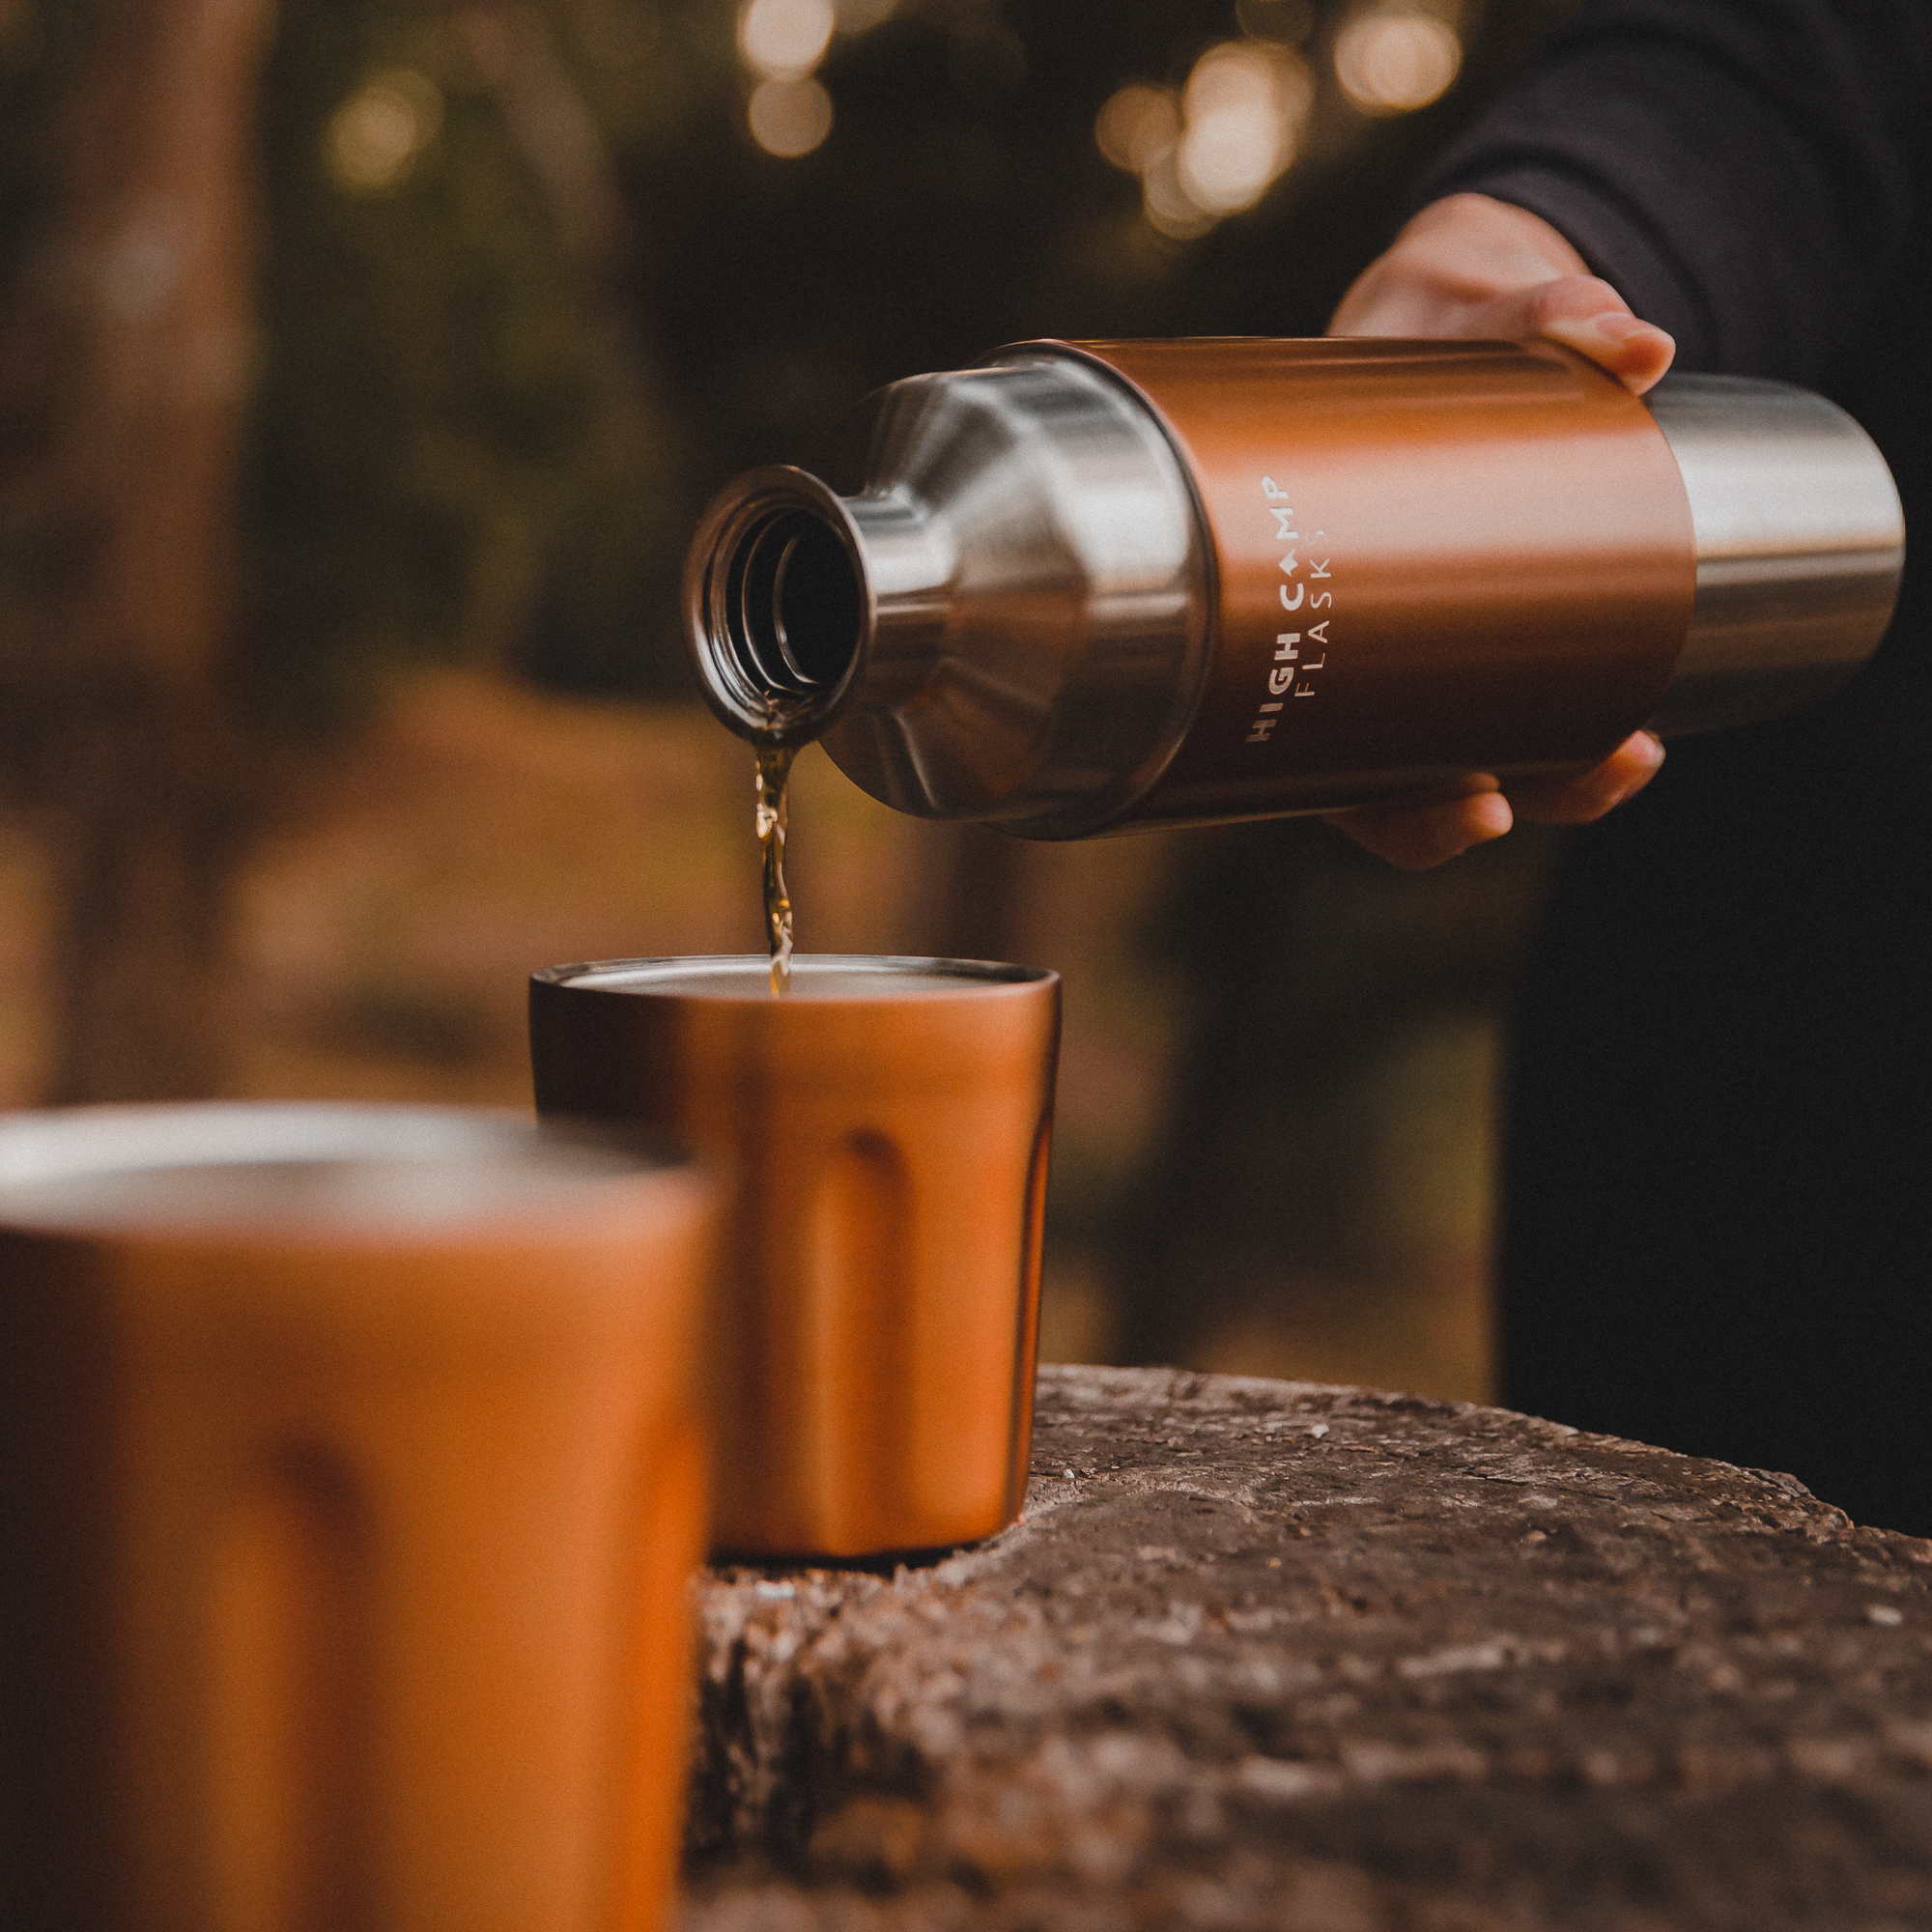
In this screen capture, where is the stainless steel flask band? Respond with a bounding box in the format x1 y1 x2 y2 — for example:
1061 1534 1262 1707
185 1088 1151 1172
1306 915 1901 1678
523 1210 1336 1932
1642 375 1904 736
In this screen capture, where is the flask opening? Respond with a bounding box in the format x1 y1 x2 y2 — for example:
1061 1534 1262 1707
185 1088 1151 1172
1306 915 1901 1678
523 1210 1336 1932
687 467 869 741
727 508 863 696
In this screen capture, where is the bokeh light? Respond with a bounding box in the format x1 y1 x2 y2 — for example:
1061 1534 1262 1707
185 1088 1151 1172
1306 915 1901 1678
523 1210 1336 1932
737 0 836 82
1102 43 1310 237
1141 155 1218 240
1179 42 1302 215
324 69 444 195
1094 83 1179 175
1333 7 1463 114
748 74 835 156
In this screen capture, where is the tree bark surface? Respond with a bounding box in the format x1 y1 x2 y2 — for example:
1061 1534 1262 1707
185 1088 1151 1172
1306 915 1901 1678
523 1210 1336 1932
685 1364 1932 1931
0 0 270 1100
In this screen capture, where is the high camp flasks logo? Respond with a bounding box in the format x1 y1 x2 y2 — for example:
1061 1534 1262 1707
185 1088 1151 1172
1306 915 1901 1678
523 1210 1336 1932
1247 477 1333 747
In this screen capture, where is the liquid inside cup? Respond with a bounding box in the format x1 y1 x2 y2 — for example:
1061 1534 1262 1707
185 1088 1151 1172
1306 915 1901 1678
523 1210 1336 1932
544 955 1051 1000
0 1105 667 1233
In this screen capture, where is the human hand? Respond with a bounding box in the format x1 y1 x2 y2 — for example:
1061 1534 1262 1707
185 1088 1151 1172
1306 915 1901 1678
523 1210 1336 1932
1322 193 1677 867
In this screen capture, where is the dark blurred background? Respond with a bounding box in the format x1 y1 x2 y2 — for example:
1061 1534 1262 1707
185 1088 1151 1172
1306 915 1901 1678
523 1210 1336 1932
0 0 1577 1396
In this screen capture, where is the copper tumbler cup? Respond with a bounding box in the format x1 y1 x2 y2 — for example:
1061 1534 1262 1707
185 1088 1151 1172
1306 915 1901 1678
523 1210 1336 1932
528 956 1061 1559
0 1102 716 1932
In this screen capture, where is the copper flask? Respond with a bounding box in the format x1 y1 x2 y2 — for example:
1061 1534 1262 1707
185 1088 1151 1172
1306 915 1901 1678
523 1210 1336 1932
684 337 1905 837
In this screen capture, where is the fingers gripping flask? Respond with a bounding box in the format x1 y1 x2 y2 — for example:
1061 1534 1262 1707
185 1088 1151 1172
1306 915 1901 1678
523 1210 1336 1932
685 338 1904 838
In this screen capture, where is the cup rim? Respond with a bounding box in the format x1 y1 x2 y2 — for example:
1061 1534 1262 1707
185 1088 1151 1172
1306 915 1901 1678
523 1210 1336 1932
0 1101 696 1236
531 954 1059 999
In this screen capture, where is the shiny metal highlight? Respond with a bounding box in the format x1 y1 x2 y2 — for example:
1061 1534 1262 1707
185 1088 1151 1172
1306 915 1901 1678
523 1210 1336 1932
687 355 1208 830
1645 374 1905 735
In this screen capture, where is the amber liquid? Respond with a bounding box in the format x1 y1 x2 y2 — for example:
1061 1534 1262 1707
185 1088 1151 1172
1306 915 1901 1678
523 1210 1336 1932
754 741 797 996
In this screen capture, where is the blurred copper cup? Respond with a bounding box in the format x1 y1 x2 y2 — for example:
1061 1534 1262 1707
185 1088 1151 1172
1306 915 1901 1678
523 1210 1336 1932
528 955 1061 1559
0 1102 716 1932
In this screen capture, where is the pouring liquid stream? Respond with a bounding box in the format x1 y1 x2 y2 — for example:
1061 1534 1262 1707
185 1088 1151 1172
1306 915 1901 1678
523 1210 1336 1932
754 741 797 995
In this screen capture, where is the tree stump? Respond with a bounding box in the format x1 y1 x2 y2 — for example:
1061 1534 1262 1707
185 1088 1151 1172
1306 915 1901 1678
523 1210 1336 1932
683 1365 1932 1931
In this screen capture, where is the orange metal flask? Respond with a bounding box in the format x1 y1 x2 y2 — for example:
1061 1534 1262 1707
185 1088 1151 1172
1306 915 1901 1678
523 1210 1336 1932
685 337 1903 836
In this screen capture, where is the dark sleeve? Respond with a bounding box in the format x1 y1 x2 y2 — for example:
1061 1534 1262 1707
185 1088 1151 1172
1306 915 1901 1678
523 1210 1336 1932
1417 0 1932 381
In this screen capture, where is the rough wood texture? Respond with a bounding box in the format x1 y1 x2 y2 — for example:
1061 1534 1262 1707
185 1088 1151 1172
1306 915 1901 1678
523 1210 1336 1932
683 1365 1932 1931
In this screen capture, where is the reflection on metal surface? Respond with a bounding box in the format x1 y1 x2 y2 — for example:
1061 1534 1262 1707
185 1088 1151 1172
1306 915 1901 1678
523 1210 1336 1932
1645 374 1905 735
209 1453 367 1932
686 352 1208 835
804 1128 914 1545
